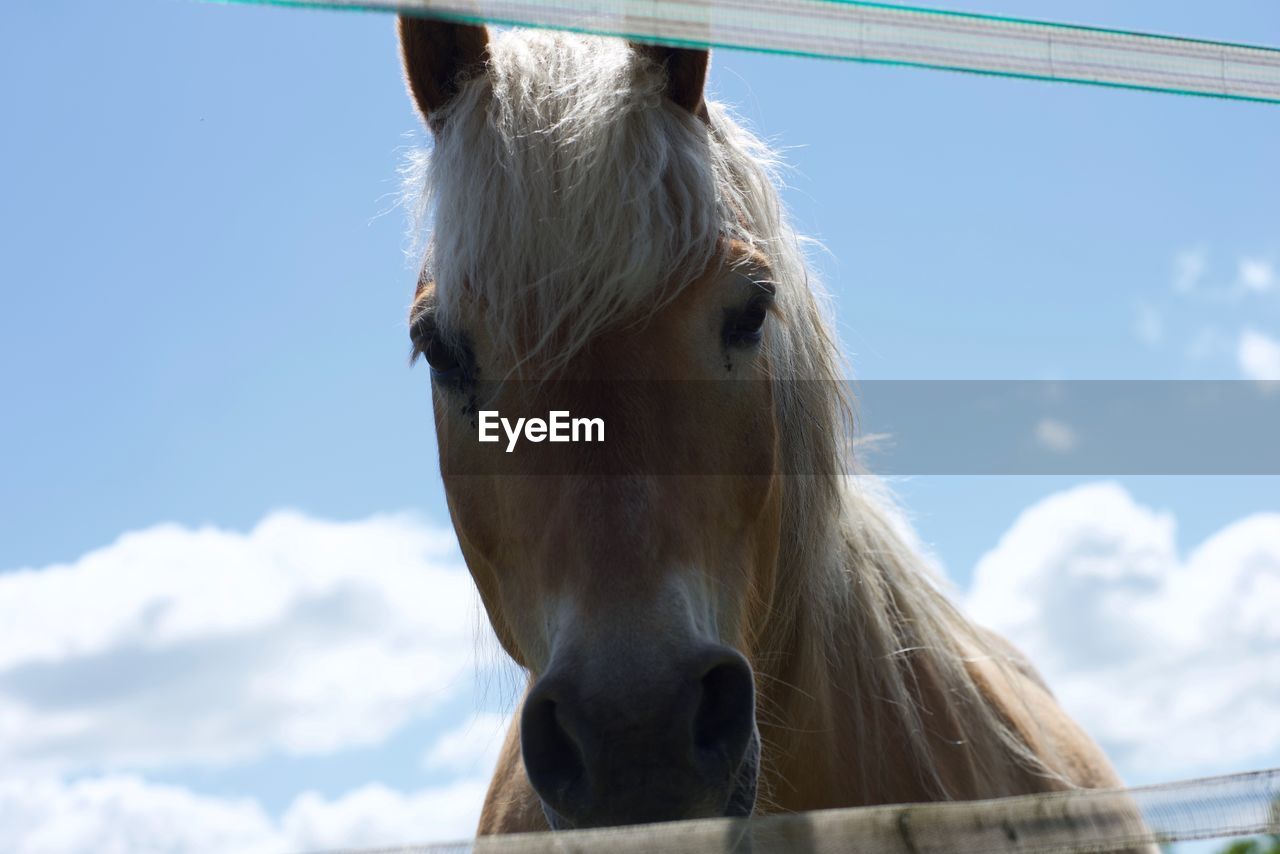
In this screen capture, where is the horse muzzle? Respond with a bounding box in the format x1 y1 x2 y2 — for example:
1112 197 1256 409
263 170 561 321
520 644 759 830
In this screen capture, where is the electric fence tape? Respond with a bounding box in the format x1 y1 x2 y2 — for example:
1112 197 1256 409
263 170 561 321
221 0 1280 104
321 766 1280 853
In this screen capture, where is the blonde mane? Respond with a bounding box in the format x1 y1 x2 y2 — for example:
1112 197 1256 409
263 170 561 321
406 28 1052 807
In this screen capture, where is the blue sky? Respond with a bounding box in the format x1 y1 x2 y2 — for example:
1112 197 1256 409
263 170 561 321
1 0 1278 850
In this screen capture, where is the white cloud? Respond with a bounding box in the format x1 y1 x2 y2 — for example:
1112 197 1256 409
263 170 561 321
283 778 488 850
424 711 511 775
0 774 490 854
0 511 526 851
1033 418 1077 454
0 512 486 772
967 483 1280 776
0 775 280 854
1238 258 1275 293
1237 329 1280 381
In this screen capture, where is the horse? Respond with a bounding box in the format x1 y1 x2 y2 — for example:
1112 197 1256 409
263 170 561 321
396 18 1127 835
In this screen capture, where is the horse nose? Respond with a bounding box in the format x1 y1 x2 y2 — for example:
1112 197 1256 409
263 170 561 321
520 645 757 829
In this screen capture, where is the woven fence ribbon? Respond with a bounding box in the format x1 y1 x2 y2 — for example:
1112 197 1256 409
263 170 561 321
330 766 1280 853
225 0 1280 103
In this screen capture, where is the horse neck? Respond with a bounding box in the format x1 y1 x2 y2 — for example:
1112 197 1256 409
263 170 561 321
753 479 1022 811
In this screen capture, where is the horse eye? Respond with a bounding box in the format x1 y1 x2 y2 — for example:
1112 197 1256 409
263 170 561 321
724 298 771 347
423 336 463 378
410 315 468 383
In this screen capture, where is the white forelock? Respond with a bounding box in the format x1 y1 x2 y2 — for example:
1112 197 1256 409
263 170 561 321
404 29 809 373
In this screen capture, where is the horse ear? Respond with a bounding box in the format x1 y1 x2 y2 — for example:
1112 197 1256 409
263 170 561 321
634 44 710 115
397 16 490 128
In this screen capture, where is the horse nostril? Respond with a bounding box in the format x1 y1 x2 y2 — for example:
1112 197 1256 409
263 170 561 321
694 653 756 765
521 687 587 810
